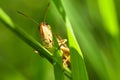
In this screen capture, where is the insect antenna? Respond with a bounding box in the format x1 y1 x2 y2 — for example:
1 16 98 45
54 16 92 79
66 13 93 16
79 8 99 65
17 11 39 25
56 34 62 40
43 2 50 24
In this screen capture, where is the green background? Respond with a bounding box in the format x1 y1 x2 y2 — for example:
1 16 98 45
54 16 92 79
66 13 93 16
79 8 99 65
0 0 120 80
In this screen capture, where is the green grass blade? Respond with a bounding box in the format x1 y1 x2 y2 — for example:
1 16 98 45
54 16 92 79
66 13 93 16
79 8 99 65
0 8 53 63
66 17 88 80
53 51 64 80
98 0 119 37
53 62 64 80
53 37 64 80
54 63 64 80
52 1 89 80
0 8 71 79
98 0 119 79
58 0 115 80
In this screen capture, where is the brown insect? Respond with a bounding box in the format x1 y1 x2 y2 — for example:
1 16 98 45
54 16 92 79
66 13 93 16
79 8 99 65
39 3 53 50
17 3 70 68
39 22 53 49
17 3 53 49
56 35 71 68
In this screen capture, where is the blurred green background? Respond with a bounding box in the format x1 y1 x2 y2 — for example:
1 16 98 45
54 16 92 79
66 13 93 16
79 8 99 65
0 0 120 80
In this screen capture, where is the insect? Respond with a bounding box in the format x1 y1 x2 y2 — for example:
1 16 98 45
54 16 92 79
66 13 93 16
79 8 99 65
39 22 53 49
56 35 71 68
17 3 53 50
17 3 70 68
39 3 53 50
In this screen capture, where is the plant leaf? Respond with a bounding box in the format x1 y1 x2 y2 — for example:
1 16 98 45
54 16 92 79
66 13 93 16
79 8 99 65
0 8 53 63
66 17 88 80
53 36 64 80
0 8 71 79
52 1 89 80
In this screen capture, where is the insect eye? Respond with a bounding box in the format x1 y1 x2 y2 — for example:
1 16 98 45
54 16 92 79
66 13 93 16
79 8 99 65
49 39 52 42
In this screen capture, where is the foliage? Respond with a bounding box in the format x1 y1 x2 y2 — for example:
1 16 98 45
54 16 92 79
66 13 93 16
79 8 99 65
0 0 120 80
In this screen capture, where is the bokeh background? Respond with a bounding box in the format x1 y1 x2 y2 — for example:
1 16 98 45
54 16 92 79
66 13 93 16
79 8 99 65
0 0 120 80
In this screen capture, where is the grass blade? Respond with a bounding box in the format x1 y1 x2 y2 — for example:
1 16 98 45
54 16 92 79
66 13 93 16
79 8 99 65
98 0 119 37
66 17 88 80
0 8 71 79
0 8 53 63
52 1 89 80
53 37 64 80
53 51 64 80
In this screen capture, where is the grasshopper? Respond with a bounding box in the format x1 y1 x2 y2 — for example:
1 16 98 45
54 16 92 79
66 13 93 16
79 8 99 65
17 3 70 68
56 35 71 68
